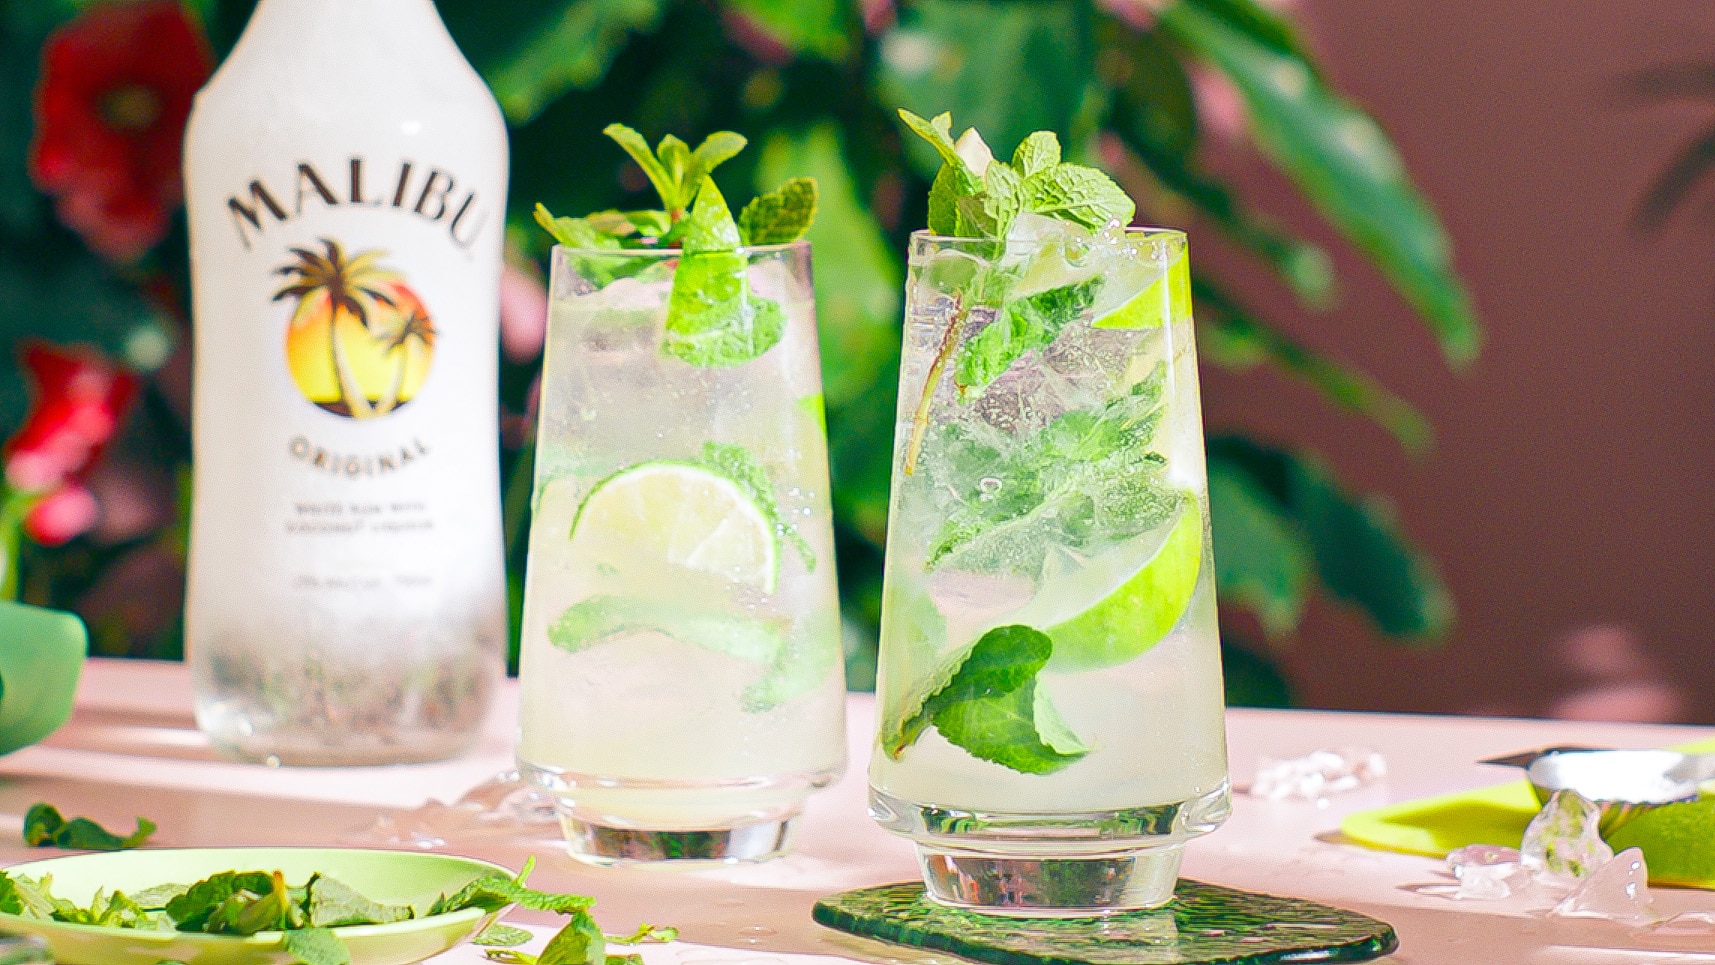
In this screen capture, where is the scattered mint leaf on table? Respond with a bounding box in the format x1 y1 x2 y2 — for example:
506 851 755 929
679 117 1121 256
738 178 818 245
883 625 1087 774
23 803 155 851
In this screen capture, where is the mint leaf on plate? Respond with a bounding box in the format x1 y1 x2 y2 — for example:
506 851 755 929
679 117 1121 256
303 874 412 928
23 803 155 852
283 927 351 965
664 181 785 367
953 276 1102 392
739 178 818 245
886 625 1087 774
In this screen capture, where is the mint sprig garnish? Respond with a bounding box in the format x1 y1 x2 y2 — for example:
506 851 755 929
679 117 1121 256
882 624 1087 775
535 124 820 368
895 110 1137 472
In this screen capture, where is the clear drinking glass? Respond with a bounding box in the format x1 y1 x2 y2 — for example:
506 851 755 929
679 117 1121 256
869 227 1230 913
517 241 847 864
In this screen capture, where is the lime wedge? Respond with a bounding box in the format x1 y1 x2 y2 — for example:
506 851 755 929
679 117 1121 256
1092 250 1191 330
1605 799 1715 886
1044 501 1203 671
570 462 778 592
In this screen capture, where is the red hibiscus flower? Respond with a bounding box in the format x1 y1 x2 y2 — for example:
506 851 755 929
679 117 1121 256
4 343 139 545
29 1 213 263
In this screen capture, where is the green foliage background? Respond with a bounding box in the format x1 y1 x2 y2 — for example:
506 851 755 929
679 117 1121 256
0 0 1476 703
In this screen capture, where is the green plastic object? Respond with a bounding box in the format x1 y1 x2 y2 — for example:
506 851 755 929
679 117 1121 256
0 599 86 755
0 847 513 965
1339 737 1715 888
813 881 1398 965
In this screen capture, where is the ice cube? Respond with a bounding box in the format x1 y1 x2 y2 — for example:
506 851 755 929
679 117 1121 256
1248 747 1387 801
1550 848 1658 924
1006 213 1098 290
1521 789 1614 885
1446 845 1527 900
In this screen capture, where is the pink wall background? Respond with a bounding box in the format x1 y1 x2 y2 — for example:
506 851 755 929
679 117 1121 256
1193 0 1715 722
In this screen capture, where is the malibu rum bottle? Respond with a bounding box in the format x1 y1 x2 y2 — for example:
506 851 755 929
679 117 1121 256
182 0 508 764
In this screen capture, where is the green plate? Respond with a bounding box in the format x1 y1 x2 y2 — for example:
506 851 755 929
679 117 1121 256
0 847 512 965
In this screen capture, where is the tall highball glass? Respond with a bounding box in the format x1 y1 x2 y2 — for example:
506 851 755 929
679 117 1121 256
870 228 1230 913
518 241 847 864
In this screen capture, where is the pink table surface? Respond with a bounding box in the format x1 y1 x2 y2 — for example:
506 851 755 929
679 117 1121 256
3 658 1714 965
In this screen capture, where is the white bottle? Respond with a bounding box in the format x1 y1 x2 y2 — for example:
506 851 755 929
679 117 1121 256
182 0 508 764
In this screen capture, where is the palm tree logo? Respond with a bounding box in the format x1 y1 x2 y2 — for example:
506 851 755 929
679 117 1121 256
275 238 436 419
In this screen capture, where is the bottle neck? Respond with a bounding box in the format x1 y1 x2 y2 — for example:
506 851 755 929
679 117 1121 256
236 0 449 47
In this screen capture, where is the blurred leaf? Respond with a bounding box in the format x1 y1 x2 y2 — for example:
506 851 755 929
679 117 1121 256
1105 26 1334 307
1633 123 1715 231
725 0 850 63
1207 451 1311 635
1181 0 1316 73
483 0 668 125
1210 436 1453 641
1219 636 1293 708
876 0 1093 177
1161 3 1480 364
755 123 898 545
1194 278 1430 452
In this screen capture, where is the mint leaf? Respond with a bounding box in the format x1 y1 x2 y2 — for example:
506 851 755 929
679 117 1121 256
1021 163 1136 229
953 276 1102 392
897 110 981 188
685 131 748 200
738 178 818 245
891 625 1087 775
539 911 607 965
664 182 785 367
1012 132 1062 178
0 875 24 916
608 924 678 945
23 803 155 851
700 441 815 571
532 204 653 289
427 865 594 917
166 871 274 930
284 927 351 965
954 159 1022 239
304 874 413 928
603 124 682 214
474 924 534 947
925 367 1179 577
548 595 785 665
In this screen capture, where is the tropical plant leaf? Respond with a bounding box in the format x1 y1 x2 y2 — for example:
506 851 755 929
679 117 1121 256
1207 452 1313 636
484 0 668 124
1160 3 1480 364
1193 278 1430 452
1209 437 1454 641
724 0 851 62
1219 636 1294 708
877 0 1094 179
1181 0 1318 73
1105 27 1335 307
1632 123 1715 231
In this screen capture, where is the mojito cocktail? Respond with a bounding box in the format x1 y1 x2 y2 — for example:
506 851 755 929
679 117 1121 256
519 129 845 863
871 113 1228 913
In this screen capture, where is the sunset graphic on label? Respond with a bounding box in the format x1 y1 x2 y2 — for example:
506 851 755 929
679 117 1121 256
275 237 436 419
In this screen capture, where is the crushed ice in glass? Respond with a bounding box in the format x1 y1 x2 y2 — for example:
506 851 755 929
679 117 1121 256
1248 747 1386 800
344 770 560 850
1446 845 1527 899
1521 789 1613 885
1550 848 1657 924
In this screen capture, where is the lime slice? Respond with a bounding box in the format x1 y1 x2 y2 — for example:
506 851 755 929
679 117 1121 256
569 462 778 592
1092 250 1191 330
1044 500 1203 671
1605 799 1715 886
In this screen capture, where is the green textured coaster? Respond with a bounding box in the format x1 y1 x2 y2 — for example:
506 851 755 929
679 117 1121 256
812 881 1398 965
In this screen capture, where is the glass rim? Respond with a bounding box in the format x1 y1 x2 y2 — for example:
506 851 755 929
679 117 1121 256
549 238 811 259
909 225 1186 248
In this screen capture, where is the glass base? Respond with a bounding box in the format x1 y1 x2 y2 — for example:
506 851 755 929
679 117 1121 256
561 815 796 865
917 844 1183 914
